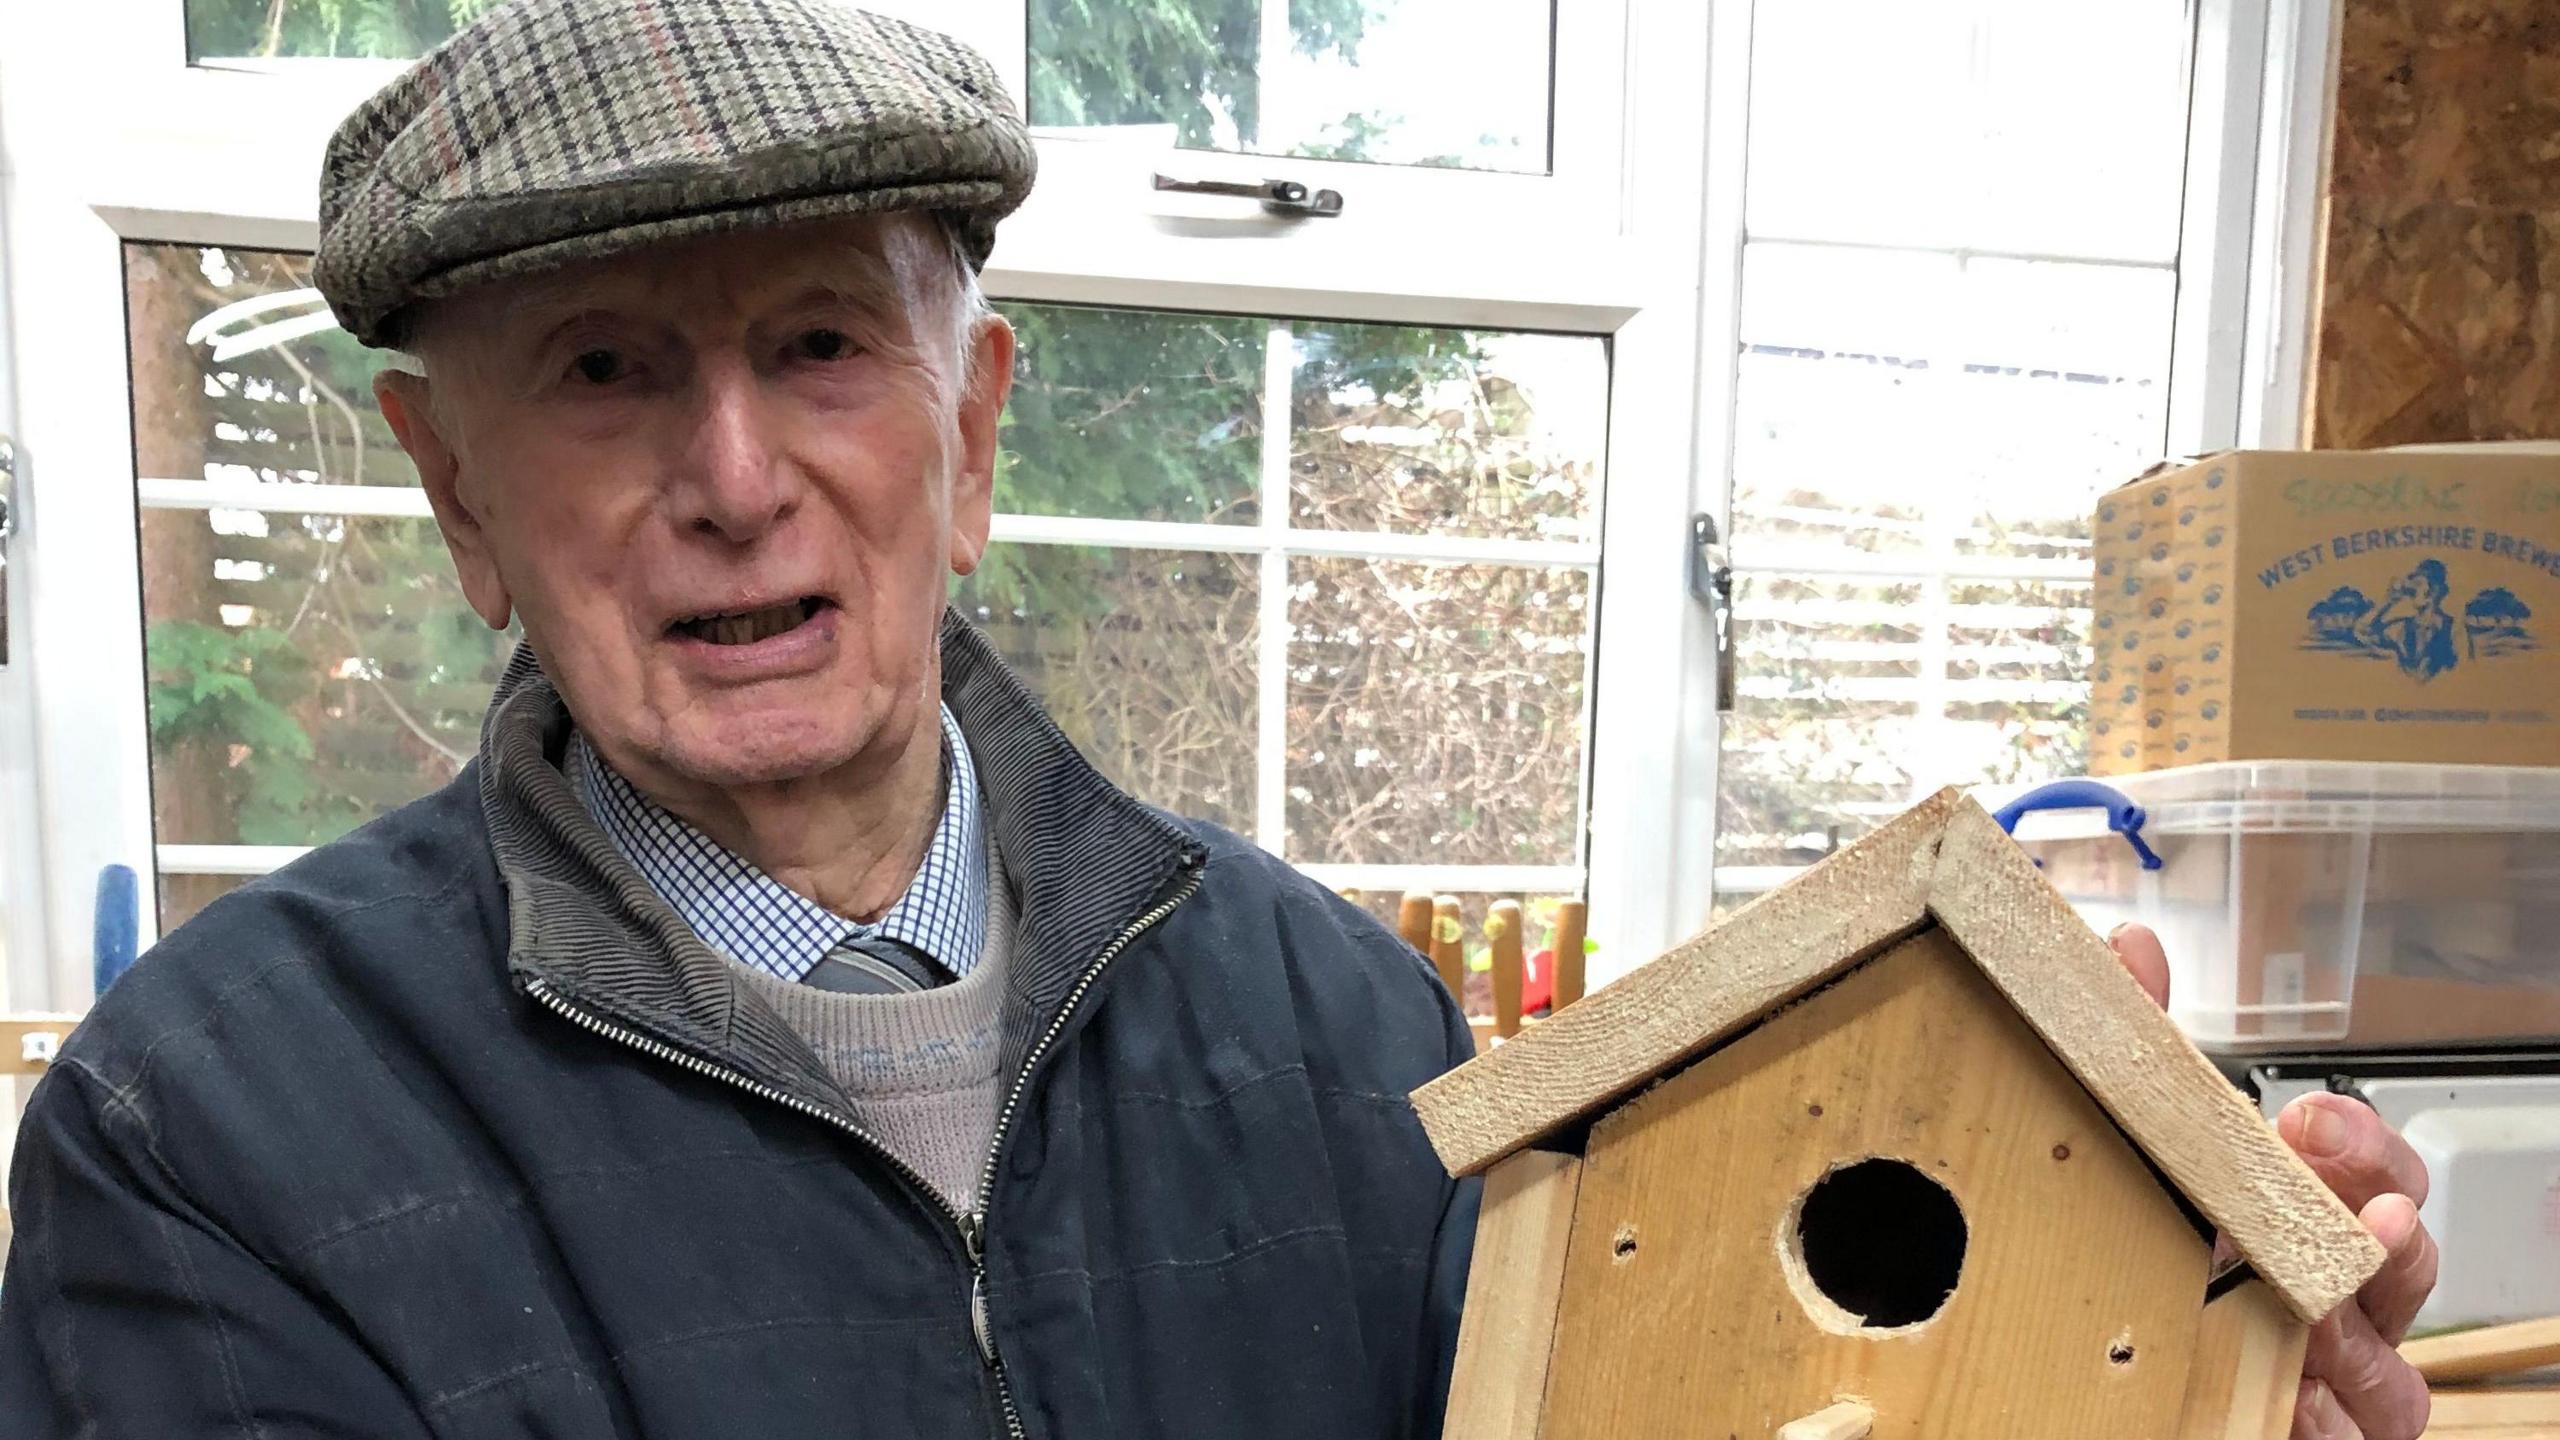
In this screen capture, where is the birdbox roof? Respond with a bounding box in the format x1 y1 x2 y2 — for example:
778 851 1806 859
1406 790 2386 1322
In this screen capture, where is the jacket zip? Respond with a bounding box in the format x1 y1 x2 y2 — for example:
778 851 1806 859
521 861 1201 1440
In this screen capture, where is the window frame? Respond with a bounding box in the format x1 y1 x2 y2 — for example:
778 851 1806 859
1695 0 2305 911
0 0 1717 1009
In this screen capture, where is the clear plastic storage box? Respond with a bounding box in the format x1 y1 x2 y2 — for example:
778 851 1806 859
1992 762 2560 1052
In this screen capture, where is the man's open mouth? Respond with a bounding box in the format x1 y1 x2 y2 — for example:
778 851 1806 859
669 597 828 646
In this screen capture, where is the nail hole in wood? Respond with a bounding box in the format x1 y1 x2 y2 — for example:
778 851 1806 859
1612 1223 1639 1261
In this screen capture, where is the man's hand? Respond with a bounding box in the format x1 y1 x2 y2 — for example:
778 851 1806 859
2108 924 2436 1440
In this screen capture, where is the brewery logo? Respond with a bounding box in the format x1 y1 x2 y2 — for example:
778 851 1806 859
2301 559 2536 681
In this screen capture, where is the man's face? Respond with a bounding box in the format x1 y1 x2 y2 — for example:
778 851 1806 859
377 215 1014 798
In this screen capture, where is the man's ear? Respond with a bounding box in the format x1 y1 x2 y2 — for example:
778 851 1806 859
947 313 1015 578
375 369 513 630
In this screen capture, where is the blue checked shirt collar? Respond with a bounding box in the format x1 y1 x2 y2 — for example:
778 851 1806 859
564 707 989 983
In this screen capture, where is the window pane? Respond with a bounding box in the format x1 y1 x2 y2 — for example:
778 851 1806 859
1734 246 2172 566
160 872 254 935
1746 0 2192 260
185 0 455 63
128 243 417 491
1290 324 1604 544
139 509 510 847
1948 578 2093 787
1027 0 1554 174
1718 576 1924 870
1000 303 1265 525
1286 558 1589 867
953 544 1258 836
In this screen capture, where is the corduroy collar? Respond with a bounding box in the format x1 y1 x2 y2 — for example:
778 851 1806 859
477 609 1205 1117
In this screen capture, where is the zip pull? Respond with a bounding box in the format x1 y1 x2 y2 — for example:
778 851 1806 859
962 1210 999 1368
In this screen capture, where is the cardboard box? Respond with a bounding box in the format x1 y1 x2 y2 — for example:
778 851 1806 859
2091 449 2560 774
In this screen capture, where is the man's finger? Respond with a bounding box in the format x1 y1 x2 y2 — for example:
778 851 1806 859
2293 1378 2361 1440
2356 1194 2436 1346
2107 922 2170 1008
2277 1093 2432 1210
2305 1296 2431 1440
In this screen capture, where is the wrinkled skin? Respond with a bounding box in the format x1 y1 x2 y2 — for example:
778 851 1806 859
2109 925 2434 1440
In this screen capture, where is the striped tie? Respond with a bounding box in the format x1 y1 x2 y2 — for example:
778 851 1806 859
803 932 951 994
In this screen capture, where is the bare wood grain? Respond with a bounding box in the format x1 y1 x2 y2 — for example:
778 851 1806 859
1397 892 1434 958
2425 1389 2560 1430
1551 900 1587 1011
2405 1317 2560 1385
1491 899 1526 1040
2174 1280 2309 1440
1431 895 1465 1002
1443 1148 1583 1440
1539 931 2211 1440
1409 792 1960 1176
1925 801 2386 1323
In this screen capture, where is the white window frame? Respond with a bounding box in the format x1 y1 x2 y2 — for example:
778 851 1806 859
1 0 1719 1010
1692 0 2329 911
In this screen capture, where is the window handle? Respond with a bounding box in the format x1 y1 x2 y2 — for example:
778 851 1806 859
1150 173 1344 218
1691 512 1735 713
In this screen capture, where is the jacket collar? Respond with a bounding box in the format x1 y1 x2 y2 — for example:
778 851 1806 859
478 609 1205 1111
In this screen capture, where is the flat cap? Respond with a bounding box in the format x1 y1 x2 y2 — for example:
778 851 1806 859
314 0 1035 348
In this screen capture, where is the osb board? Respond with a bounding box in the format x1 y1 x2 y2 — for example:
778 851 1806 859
1537 931 2212 1440
1408 792 1953 1178
2173 1281 2308 1440
1442 1148 1582 1440
1928 805 2385 1323
2309 0 2560 447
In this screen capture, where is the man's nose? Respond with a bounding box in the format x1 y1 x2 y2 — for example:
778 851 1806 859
676 358 800 543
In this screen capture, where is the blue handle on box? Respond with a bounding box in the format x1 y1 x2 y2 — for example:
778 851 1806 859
1990 779 2165 872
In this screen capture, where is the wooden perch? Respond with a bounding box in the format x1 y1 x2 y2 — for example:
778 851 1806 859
1776 1400 1874 1440
2401 1315 2560 1384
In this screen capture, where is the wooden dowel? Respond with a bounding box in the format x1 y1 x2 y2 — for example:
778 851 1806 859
1489 899 1525 1039
1396 892 1434 958
1551 899 1587 1010
2402 1315 2560 1384
1430 895 1465 1001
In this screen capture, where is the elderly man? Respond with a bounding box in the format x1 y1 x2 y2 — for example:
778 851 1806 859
0 3 2432 1438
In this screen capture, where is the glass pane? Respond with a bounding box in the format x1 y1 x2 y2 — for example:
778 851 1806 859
1945 578 2094 787
1718 576 1924 870
139 509 511 847
1001 303 1266 525
1290 323 1604 544
1286 558 1589 867
953 544 1258 836
1027 0 1554 174
185 0 455 64
127 243 419 492
1734 246 2172 565
1340 889 1584 1018
160 872 254 935
1746 0 2192 261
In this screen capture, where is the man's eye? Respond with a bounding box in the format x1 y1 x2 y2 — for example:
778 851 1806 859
570 349 625 384
794 328 852 362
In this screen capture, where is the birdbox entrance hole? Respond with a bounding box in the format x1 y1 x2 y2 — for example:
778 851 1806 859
1787 1157 1968 1331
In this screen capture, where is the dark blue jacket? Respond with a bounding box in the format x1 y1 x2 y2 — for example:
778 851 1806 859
0 616 1479 1437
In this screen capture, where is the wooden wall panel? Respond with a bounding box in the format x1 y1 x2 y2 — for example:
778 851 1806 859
2309 0 2560 447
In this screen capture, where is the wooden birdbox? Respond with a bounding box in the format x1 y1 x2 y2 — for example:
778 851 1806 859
1411 791 2386 1440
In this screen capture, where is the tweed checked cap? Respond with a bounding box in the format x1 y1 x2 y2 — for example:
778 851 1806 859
314 0 1035 347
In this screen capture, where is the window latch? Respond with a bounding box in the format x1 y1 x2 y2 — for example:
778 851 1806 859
1150 173 1345 218
0 432 16 669
1690 512 1734 713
